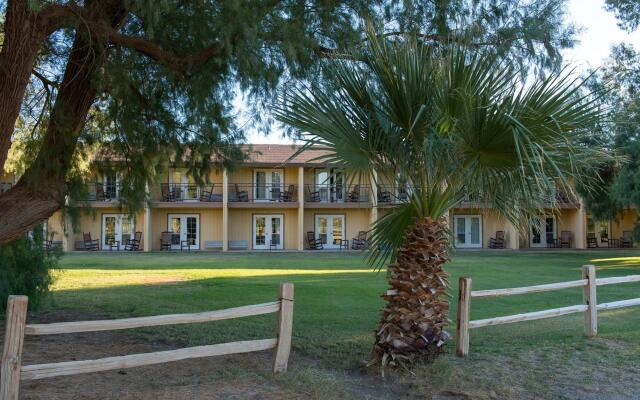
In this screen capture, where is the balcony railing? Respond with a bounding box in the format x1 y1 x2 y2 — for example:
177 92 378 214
159 183 223 202
229 183 297 203
376 185 412 205
82 183 121 201
305 184 371 204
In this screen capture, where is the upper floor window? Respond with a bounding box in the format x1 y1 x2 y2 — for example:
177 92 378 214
254 169 283 201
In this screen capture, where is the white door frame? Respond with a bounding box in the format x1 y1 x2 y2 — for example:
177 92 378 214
314 168 344 202
167 214 200 250
530 215 556 248
169 170 199 201
253 214 284 250
254 169 284 202
314 214 346 249
453 215 483 248
102 214 134 250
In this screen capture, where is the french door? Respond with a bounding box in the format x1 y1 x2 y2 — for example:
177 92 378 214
453 215 482 248
167 214 200 250
315 214 345 249
253 215 283 250
102 214 134 250
314 168 344 202
530 216 556 247
170 170 199 201
254 169 283 201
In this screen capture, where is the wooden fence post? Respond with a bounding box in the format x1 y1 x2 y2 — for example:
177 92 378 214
1 295 28 400
582 265 597 337
273 283 294 373
456 277 472 357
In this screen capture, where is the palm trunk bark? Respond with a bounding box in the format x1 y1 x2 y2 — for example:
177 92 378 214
373 216 450 369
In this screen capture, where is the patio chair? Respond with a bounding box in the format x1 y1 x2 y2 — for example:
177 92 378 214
377 188 392 204
620 231 633 248
234 184 249 202
488 231 505 249
587 233 598 248
307 231 323 250
160 231 172 250
95 184 110 201
351 231 368 250
125 231 142 251
199 184 214 202
280 184 296 202
600 231 609 246
306 186 320 202
180 239 191 252
173 185 183 201
346 185 360 202
44 232 54 251
559 231 572 248
161 184 176 202
83 232 99 251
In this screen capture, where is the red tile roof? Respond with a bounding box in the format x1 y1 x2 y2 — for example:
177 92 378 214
240 144 334 166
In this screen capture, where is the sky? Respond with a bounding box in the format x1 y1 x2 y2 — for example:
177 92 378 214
244 0 640 145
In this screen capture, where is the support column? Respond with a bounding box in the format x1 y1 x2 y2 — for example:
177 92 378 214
297 167 305 251
506 220 519 249
370 170 378 226
143 183 152 251
575 200 587 249
222 168 229 252
62 212 73 252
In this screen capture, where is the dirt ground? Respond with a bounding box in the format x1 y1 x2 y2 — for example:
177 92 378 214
1 311 416 400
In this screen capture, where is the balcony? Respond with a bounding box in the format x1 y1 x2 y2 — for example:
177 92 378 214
376 185 411 206
154 183 224 208
79 183 121 206
304 184 371 208
228 183 298 207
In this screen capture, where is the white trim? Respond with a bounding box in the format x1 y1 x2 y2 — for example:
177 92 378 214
252 214 284 250
314 214 346 249
530 215 556 248
253 168 284 202
453 215 483 248
167 214 200 250
102 214 135 250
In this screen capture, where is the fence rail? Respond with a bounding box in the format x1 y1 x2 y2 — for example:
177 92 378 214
1 283 294 400
456 266 640 356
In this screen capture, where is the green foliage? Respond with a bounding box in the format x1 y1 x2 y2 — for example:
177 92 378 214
0 226 60 313
275 32 612 267
605 0 640 32
578 44 640 237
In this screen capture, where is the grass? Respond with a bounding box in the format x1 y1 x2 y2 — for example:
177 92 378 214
41 250 640 398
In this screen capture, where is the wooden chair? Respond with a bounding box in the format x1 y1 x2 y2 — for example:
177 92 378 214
234 184 249 202
620 231 633 248
83 232 99 251
160 231 172 250
600 231 609 246
161 184 176 202
488 231 505 249
95 184 110 201
180 239 191 252
559 231 572 248
377 188 392 204
280 184 296 202
306 186 320 202
199 184 214 202
346 185 360 202
587 232 598 248
44 232 54 251
351 231 368 250
125 231 142 251
306 231 323 250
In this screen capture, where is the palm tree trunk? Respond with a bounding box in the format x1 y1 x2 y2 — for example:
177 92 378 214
373 216 450 369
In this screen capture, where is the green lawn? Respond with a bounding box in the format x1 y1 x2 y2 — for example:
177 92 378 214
42 250 640 398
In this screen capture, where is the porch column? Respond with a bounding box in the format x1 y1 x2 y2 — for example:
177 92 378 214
506 220 519 250
222 168 229 252
575 201 587 249
297 167 305 251
370 170 378 226
62 211 73 252
143 208 152 252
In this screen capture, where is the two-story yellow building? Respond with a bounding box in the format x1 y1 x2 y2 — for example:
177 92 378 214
7 144 637 251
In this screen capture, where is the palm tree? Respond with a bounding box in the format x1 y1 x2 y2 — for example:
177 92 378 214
274 36 611 370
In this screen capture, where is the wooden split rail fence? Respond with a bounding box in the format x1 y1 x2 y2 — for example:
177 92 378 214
456 265 640 356
1 283 294 400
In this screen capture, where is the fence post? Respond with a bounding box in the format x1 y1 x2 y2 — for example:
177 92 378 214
1 295 28 400
273 283 294 373
456 277 472 357
582 265 597 337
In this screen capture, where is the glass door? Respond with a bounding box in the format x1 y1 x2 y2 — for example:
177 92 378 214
530 216 555 247
168 214 200 250
315 215 345 249
103 172 119 199
453 215 482 248
253 215 283 249
314 168 344 202
254 169 283 201
102 214 134 250
170 171 199 201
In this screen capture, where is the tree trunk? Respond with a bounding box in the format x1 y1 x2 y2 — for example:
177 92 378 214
0 1 50 168
0 1 127 244
372 216 450 370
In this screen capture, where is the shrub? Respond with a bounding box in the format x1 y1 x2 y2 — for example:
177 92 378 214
0 225 60 313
